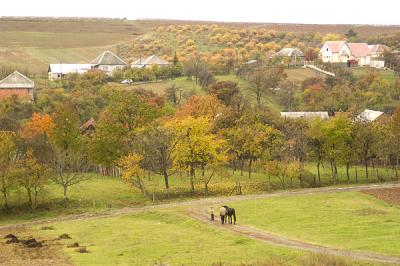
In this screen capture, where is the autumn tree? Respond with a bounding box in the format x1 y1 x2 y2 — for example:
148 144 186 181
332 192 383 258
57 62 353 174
307 118 326 183
49 103 89 203
321 115 352 183
135 126 179 195
20 113 54 163
208 81 240 106
246 63 287 106
171 116 226 192
0 131 17 209
88 114 127 174
105 90 159 142
119 153 147 196
165 84 183 106
13 151 48 210
225 118 283 178
174 94 226 120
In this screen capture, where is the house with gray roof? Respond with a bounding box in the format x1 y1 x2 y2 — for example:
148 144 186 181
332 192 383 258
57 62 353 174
131 55 171 69
91 51 127 75
0 71 34 102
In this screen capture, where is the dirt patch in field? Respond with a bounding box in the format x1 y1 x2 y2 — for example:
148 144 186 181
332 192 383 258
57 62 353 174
0 228 72 266
361 187 400 205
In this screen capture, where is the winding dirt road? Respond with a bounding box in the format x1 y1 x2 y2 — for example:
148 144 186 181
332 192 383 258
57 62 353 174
188 206 400 265
2 182 400 264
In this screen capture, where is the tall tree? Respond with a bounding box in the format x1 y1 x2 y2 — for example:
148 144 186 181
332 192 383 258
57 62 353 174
321 115 352 183
0 131 17 209
247 63 287 106
49 103 89 203
170 116 225 192
135 126 179 195
13 151 48 210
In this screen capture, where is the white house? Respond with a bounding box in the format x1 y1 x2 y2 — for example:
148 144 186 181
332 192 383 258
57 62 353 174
320 41 351 63
320 41 384 67
131 55 171 69
48 64 94 81
48 51 127 80
91 51 127 75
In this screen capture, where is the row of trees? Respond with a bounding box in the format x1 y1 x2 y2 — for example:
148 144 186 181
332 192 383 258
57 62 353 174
2 61 400 209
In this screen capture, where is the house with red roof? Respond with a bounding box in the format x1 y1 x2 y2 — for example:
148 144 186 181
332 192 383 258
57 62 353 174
320 41 373 67
320 41 351 64
347 43 372 66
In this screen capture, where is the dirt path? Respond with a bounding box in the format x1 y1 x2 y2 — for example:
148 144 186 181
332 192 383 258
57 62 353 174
2 182 400 231
188 207 400 265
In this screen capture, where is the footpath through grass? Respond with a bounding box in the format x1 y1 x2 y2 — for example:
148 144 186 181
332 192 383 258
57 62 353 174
233 191 400 256
34 210 375 266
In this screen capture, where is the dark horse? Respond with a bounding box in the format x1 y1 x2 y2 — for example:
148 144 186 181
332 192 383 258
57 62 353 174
223 205 236 224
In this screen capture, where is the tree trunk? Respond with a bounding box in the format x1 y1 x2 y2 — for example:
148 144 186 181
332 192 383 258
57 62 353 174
365 159 369 180
2 190 8 209
346 162 350 182
189 164 195 193
163 170 169 196
63 185 68 204
240 160 244 176
317 161 321 183
355 167 358 183
204 182 208 194
248 158 253 179
27 188 33 210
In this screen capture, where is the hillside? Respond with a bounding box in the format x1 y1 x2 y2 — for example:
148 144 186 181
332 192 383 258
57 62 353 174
1 17 400 76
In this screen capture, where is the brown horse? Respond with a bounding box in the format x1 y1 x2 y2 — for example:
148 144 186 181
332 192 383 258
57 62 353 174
223 205 236 224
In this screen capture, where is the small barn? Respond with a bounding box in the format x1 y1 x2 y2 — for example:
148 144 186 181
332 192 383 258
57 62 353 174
0 71 34 102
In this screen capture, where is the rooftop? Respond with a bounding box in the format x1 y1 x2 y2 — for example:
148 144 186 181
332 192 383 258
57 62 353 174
0 71 34 89
91 51 127 66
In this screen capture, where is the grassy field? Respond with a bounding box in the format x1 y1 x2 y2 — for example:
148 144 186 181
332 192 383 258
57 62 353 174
350 68 397 83
0 174 146 226
233 191 400 256
32 209 377 266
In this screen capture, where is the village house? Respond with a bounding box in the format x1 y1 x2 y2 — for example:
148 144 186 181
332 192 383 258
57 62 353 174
320 41 388 68
0 71 34 102
48 51 127 80
91 51 127 75
131 55 171 68
320 41 351 64
271 48 305 66
48 64 94 81
346 43 371 66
